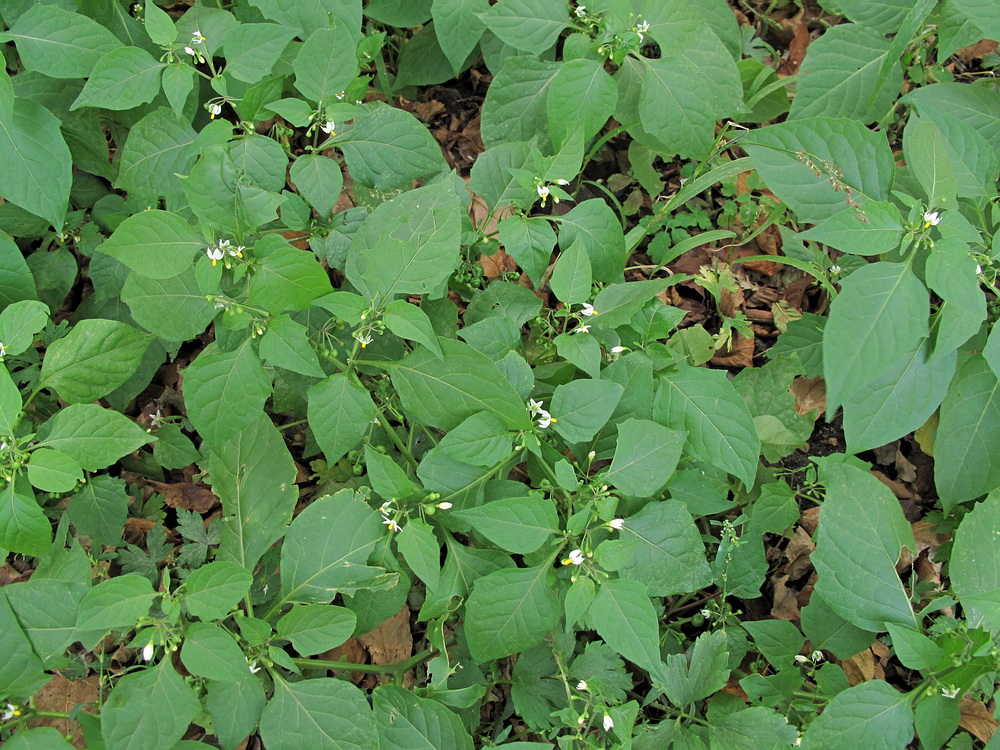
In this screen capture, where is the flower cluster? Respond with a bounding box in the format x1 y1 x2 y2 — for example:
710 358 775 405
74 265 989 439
529 399 556 429
205 239 245 267
184 29 207 63
535 178 571 207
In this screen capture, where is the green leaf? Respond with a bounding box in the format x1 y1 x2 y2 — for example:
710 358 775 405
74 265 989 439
390 338 532 431
914 693 960 750
547 379 622 444
0 366 22 436
812 459 917 632
0 98 72 229
654 366 760 488
67 475 128 548
278 490 388 605
822 261 928 415
207 677 266 750
38 404 152 471
803 680 914 750
454 496 558 554
366 0 433 26
397 517 441 590
122 266 218 342
482 0 568 55
497 215 555 287
815 0 914 33
432 412 512 467
558 199 625 283
98 210 203 279
0 588 47 698
902 82 1000 160
27 448 82 493
546 58 617 149
373 685 475 750
184 561 253 621
743 117 895 224
143 1 177 46
790 23 901 123
259 677 378 750
181 622 253 682
905 119 958 208
2 5 121 79
345 180 461 303
617 499 712 597
293 26 358 105
797 201 904 256
590 577 665 681
277 604 356 656
951 491 1000 632
742 619 805 670
117 108 198 208
0 299 47 356
39 319 151 404
260 314 326 378
101 659 201 750
605 418 686 497
708 707 799 749
365 445 416 501
0 232 39 307
662 630 729 707
466 564 559 662
249 235 333 314
340 106 449 191
433 0 488 74
71 47 165 111
549 240 592 305
5 727 75 750
800 590 873 660
384 299 443 358
308 373 375 465
184 341 271 450
481 57 560 148
0 479 49 556
884 622 943 671
290 154 344 219
160 64 196 119
224 23 297 84
76 575 155 632
210 413 298 573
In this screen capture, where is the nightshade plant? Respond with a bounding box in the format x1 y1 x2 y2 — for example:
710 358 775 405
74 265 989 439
1 0 999 748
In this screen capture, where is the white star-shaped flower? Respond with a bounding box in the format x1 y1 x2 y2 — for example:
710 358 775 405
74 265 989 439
563 549 584 566
320 120 336 135
923 210 941 227
206 246 224 265
603 714 614 731
580 303 598 316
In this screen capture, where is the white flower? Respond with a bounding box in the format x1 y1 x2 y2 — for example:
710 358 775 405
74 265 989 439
572 324 591 334
336 91 346 100
700 608 711 618
247 659 261 674
320 120 336 135
437 502 453 510
0 342 6 357
230 245 245 258
587 450 596 461
610 345 626 353
2 703 21 721
208 102 222 119
923 210 941 227
556 179 570 185
382 516 400 532
529 398 545 416
206 246 224 265
811 650 824 662
609 518 624 531
794 654 809 664
793 738 802 747
580 303 598 316
574 5 586 18
191 30 206 44
184 46 197 56
380 500 394 511
603 714 614 732
563 549 585 566
537 412 554 429
357 333 373 348
635 20 649 41
142 643 154 662
830 264 841 275
537 184 550 205
976 264 983 275
576 680 588 690
941 685 960 699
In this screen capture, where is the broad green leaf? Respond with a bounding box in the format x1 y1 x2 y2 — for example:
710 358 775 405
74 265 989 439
76 575 155 632
466 564 560 662
618 499 712 597
67 475 128 547
0 479 50 556
812 460 917 631
482 0 568 55
259 677 377 750
550 379 623 443
293 26 357 105
181 622 252 682
260 314 325 378
742 619 805 670
797 201 904 256
210 413 298 573
0 232 39 307
397 517 441 590
346 180 461 303
733 353 815 462
367 0 433 26
884 622 943 671
98 210 203 279
843 343 956 454
470 141 537 212
822 261 928 415
454 496 558 554
905 119 958 208
384 299 443 358
339 106 449 191
278 491 388 605
117 108 198 208
101 659 201 750
373 685 475 750
27 448 81 493
481 57 560 148
143 1 177 46
800 590 874 660
590 577 664 681
160 64 195 119
122 266 218 341
248 235 333 313
184 561 253 621
0 366 21 436
708 707 798 749
952 491 1000 632
902 82 1000 160
1 5 121 79
0 98 72 229
248 0 362 38
38 405 151 471
5 727 75 750
914 693 960 750
0 300 47 357
558 199 625 283
277 604 356 656
432 412 512 467
546 58 617 149
39 319 150 404
390 338 532 431
549 240 592 305
554 331 601 379
605 418 686 497
207 677 266 750
365 445 416 501
71 47 165 111
224 23 297 84
433 0 488 74
790 23 901 123
0 588 47 698
290 154 344 219
952 0 1000 39
308 373 374 465
497 215 555 287
662 630 729 706
654 366 760 488
743 117 895 224
184 341 271 450
589 279 674 330
803 680 914 750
